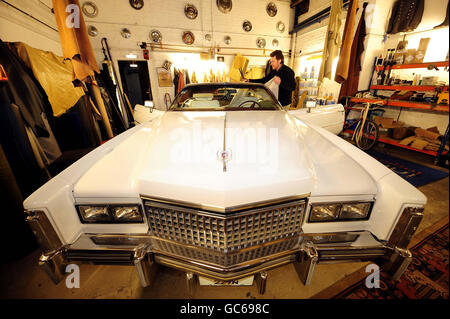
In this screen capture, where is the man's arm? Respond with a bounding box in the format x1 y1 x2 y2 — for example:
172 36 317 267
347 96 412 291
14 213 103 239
278 67 296 91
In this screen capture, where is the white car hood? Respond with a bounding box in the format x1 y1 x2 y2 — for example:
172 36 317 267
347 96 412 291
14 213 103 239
73 111 377 207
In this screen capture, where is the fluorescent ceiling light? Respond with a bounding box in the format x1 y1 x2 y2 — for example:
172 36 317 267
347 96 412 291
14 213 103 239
126 53 138 59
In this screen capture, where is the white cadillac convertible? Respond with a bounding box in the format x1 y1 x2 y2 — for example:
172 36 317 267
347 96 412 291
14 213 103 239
24 83 426 294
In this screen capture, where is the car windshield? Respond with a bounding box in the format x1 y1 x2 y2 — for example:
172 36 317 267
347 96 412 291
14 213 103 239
169 84 282 111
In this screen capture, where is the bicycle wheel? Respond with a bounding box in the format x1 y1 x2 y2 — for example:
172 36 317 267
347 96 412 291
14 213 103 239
355 120 379 151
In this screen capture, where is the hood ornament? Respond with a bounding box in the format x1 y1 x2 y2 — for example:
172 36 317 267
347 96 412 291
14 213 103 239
217 149 232 172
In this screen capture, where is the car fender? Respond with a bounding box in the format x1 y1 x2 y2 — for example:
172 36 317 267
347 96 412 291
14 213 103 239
301 121 427 241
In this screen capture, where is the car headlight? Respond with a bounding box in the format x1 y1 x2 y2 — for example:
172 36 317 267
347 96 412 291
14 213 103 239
309 204 340 222
77 205 144 223
111 205 143 222
78 205 110 223
340 203 371 220
309 202 372 222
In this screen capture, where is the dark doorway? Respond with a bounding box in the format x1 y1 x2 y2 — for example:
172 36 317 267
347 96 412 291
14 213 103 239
118 60 152 109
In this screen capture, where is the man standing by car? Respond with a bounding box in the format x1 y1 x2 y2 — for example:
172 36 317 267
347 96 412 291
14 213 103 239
243 50 296 107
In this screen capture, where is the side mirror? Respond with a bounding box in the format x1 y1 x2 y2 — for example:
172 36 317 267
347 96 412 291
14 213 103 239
145 100 154 113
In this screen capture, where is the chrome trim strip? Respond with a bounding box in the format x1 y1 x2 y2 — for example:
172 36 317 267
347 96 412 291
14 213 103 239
388 207 424 250
154 254 295 281
301 232 360 244
39 249 66 284
141 193 310 214
38 231 413 286
186 272 197 297
25 210 63 253
134 248 158 287
391 248 413 280
149 234 300 255
384 247 413 280
151 242 302 272
294 241 318 285
255 271 268 294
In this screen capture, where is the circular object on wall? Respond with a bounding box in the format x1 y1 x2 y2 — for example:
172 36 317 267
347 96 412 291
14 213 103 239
204 33 212 41
184 3 198 19
150 30 162 43
276 21 285 33
256 37 266 48
87 25 98 37
81 1 98 18
129 0 144 10
272 39 279 48
224 36 232 45
162 60 173 71
266 2 277 17
242 20 252 32
121 28 131 39
216 0 232 14
182 31 195 45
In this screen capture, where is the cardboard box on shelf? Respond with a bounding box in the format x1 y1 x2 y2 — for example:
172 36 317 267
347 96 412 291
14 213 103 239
400 136 434 150
421 76 438 86
426 126 440 134
404 49 417 64
413 38 430 63
393 40 408 64
399 125 448 152
400 136 416 145
373 116 404 129
415 127 440 141
410 138 430 150
392 126 416 140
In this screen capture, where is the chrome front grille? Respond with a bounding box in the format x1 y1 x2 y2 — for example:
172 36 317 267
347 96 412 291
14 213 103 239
143 197 307 258
151 236 299 268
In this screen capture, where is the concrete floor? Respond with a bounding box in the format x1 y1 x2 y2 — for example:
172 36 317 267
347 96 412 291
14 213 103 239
1 146 448 299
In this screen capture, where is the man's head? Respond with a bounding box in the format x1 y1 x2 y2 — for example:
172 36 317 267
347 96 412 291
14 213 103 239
270 50 284 71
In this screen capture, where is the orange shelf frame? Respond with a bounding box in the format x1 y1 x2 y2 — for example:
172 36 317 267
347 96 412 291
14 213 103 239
376 61 449 70
349 97 449 112
387 100 432 110
433 105 450 112
370 85 448 92
349 98 387 104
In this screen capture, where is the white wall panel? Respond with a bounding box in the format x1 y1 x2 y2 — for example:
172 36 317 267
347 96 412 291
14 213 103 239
0 0 61 54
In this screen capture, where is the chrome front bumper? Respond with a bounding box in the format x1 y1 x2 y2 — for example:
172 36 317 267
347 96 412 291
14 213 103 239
26 207 424 293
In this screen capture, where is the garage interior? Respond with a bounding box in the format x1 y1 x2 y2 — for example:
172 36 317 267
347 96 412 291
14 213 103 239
0 0 449 300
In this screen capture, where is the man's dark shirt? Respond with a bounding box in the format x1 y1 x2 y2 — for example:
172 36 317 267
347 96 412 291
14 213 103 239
249 64 296 106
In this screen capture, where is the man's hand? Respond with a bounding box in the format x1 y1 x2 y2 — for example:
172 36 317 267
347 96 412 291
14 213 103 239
242 78 249 82
273 76 281 85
